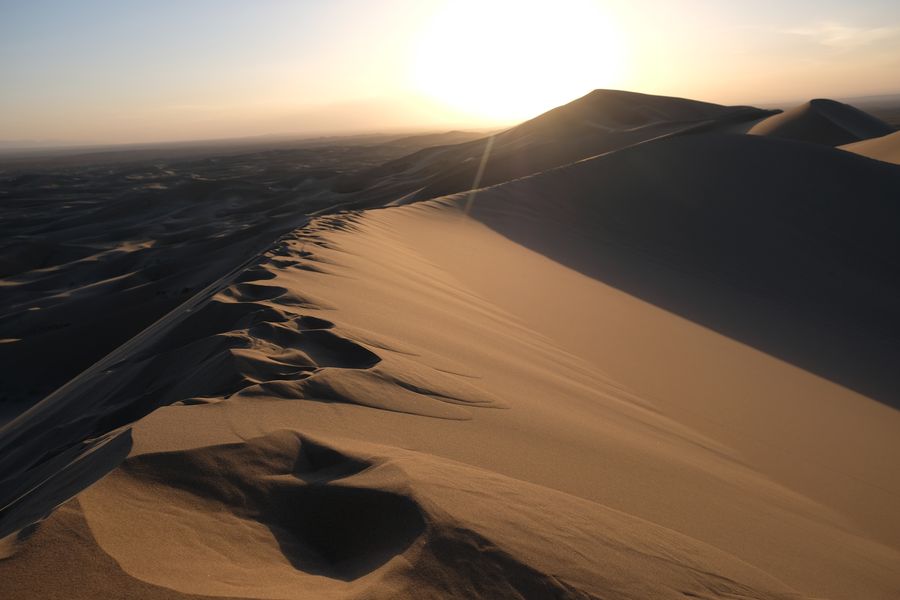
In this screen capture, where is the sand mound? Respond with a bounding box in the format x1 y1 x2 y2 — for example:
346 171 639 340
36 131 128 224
839 130 900 164
0 136 459 419
72 430 793 600
749 99 894 146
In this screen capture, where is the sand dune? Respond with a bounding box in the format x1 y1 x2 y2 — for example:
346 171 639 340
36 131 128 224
839 130 900 164
749 99 894 146
336 89 776 206
2 91 900 600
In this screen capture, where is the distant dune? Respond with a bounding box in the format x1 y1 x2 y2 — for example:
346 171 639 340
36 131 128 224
839 130 900 164
2 90 900 600
749 98 894 146
335 89 776 205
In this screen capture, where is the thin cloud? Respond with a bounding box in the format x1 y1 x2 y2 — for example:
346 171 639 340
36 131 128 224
782 22 900 49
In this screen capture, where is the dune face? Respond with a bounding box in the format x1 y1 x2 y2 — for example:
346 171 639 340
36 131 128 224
454 132 900 408
3 90 900 600
840 130 900 164
749 99 894 146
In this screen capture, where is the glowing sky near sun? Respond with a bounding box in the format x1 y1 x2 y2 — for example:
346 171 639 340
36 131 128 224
1 0 898 145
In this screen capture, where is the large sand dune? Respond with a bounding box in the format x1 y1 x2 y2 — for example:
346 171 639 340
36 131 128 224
2 91 900 599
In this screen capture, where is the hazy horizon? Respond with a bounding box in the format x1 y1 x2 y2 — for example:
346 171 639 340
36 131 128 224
2 0 899 147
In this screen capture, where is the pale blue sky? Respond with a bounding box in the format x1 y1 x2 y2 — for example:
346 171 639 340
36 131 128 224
2 0 898 145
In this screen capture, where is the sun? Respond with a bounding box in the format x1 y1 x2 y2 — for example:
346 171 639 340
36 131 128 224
410 0 627 124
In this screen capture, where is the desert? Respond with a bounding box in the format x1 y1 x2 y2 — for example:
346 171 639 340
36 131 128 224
2 3 900 599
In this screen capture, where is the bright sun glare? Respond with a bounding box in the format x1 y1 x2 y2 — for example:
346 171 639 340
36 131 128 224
411 0 626 124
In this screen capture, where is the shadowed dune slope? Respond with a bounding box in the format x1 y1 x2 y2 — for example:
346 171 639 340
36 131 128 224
454 132 900 408
749 99 894 146
337 89 776 205
839 130 900 164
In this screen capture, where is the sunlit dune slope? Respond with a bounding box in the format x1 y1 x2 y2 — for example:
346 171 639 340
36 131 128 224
749 99 894 146
839 130 900 164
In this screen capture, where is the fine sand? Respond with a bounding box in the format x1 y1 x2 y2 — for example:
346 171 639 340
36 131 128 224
1 91 899 600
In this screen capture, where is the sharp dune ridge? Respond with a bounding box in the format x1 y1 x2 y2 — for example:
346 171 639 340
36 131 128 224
1 89 900 600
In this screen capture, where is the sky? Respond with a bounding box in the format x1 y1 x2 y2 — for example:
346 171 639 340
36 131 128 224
1 0 899 146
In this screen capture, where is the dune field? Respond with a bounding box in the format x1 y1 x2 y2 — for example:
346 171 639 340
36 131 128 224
1 90 899 599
